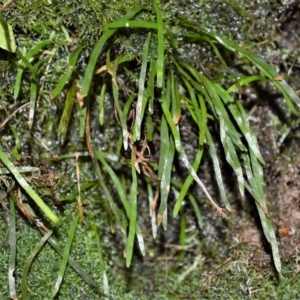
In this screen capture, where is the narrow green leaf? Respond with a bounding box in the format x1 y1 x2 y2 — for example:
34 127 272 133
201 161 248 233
29 79 38 128
207 32 300 115
57 80 76 144
135 32 151 140
79 106 87 138
0 166 39 174
8 198 17 300
16 51 37 78
94 161 128 245
216 83 265 164
80 5 146 97
158 111 170 180
95 151 130 216
179 62 246 151
206 130 231 210
147 58 156 114
158 135 175 229
170 70 181 124
146 113 153 142
60 182 95 201
181 75 207 144
24 40 53 61
158 75 171 179
136 224 145 256
198 73 247 152
112 57 129 150
14 67 25 100
161 101 215 206
126 151 138 267
173 148 203 217
181 77 201 130
107 20 158 29
243 152 281 274
226 75 267 94
0 13 16 52
152 0 164 88
146 179 157 238
51 45 84 99
179 207 187 251
9 124 21 161
39 229 101 289
52 214 80 298
92 223 110 297
28 60 42 130
166 28 178 48
188 193 203 228
198 95 208 144
99 83 106 125
162 207 168 229
0 150 59 224
14 40 52 99
231 100 265 164
22 230 53 300
223 135 245 196
182 33 228 68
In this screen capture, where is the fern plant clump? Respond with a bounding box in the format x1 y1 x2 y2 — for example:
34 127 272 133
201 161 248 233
0 0 299 297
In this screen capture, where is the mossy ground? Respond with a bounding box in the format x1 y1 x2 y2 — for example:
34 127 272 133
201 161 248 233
0 0 300 299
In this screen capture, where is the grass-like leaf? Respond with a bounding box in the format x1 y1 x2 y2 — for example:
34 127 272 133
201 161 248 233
9 124 21 161
135 32 151 140
170 70 181 124
15 51 37 79
126 151 138 267
51 45 84 99
180 77 205 142
95 151 130 216
112 56 130 150
173 148 203 217
39 228 101 289
242 151 281 274
0 150 59 224
98 83 106 126
8 197 17 300
22 230 54 300
146 179 157 238
147 58 156 114
92 222 110 297
158 73 171 177
106 20 158 29
80 5 146 97
52 214 80 298
188 193 203 229
14 40 52 99
28 62 42 129
206 32 300 115
136 224 145 256
146 113 153 142
182 32 228 69
152 0 164 88
216 83 265 164
206 130 231 210
161 101 225 216
223 134 245 197
226 75 267 94
57 80 76 144
157 75 175 228
158 135 175 229
0 13 16 52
